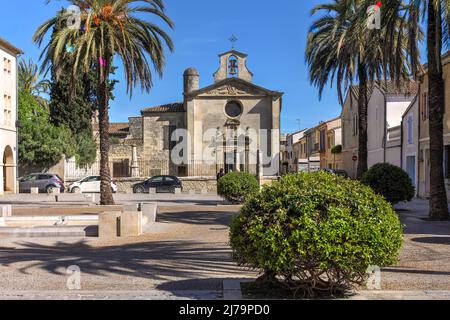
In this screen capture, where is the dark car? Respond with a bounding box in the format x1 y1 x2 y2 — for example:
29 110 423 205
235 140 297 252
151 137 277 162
133 176 182 194
19 173 65 194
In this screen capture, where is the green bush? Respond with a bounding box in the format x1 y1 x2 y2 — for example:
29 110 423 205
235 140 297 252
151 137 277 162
217 172 260 204
361 163 415 205
230 171 403 297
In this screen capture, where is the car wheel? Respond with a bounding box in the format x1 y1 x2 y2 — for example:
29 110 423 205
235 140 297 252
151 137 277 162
134 186 145 194
46 185 57 194
71 187 81 194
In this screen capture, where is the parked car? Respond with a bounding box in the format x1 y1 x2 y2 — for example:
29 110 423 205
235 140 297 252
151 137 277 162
19 173 65 194
322 168 349 178
133 176 182 194
68 176 118 194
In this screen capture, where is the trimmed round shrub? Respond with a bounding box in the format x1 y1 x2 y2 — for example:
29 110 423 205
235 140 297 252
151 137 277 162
230 171 403 297
218 172 260 204
361 163 415 205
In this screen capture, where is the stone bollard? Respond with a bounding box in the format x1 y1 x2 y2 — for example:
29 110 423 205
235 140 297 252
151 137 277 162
99 211 121 238
1 205 12 217
30 188 39 195
149 188 157 194
141 202 158 224
120 211 143 237
175 188 182 195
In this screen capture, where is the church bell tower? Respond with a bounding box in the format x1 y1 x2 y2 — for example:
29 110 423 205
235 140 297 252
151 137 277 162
213 50 253 83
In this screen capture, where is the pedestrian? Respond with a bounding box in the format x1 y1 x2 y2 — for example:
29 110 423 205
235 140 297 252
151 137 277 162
217 168 225 181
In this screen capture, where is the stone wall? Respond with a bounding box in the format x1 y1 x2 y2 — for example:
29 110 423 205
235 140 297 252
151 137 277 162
65 176 218 194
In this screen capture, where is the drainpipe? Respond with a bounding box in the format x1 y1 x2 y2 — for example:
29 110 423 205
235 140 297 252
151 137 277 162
384 95 387 164
15 52 22 194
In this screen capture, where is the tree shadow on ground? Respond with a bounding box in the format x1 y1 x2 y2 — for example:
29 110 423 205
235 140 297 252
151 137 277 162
411 237 450 245
0 240 246 285
157 210 236 227
398 214 450 236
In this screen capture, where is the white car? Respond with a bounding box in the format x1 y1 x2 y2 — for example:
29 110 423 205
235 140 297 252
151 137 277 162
68 176 118 194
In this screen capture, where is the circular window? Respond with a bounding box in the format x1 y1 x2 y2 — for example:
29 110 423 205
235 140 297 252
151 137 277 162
225 101 243 118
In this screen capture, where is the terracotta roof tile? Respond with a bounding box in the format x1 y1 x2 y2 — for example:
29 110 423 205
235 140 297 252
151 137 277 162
141 103 184 114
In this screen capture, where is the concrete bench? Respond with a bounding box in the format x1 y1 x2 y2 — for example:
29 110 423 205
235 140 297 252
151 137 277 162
30 188 39 195
99 211 121 239
120 211 143 237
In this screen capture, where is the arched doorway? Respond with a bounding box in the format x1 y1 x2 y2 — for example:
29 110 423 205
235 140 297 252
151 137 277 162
3 146 14 193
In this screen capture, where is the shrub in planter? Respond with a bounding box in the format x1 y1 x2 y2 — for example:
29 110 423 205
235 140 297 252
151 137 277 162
217 172 260 204
361 163 415 205
230 172 403 297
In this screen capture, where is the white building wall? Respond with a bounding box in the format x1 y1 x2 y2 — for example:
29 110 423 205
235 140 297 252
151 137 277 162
367 87 386 169
402 98 419 196
0 43 19 194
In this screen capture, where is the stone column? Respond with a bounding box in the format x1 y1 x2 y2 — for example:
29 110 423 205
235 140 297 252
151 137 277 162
257 151 263 180
131 145 140 178
235 152 241 172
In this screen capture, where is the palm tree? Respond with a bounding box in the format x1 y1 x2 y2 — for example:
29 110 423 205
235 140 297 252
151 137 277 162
18 58 51 108
33 0 174 205
382 0 450 220
306 0 416 179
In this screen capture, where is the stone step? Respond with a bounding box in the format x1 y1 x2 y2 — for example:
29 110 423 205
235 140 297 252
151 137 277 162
0 226 98 238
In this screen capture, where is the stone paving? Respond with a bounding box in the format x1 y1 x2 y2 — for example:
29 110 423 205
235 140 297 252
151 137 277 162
0 205 255 300
0 198 448 300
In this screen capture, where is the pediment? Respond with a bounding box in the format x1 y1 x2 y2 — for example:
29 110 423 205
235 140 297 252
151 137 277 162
199 82 266 97
187 78 283 98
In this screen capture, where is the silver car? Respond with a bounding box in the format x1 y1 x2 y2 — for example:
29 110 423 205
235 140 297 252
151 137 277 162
19 173 65 194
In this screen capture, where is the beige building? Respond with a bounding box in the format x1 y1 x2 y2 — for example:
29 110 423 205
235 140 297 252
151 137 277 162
322 117 343 170
91 50 283 183
341 83 417 178
0 38 21 195
417 52 450 198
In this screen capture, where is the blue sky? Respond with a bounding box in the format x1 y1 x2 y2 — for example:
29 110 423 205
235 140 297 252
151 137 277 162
0 0 424 134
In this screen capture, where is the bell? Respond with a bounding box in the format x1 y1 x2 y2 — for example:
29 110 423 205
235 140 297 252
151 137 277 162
229 59 238 76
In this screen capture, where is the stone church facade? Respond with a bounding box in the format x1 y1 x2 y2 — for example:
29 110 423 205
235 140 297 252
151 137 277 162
104 50 283 182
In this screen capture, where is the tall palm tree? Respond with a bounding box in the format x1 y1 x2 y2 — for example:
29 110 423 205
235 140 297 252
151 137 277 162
18 58 51 108
33 0 174 205
382 0 450 220
306 0 416 179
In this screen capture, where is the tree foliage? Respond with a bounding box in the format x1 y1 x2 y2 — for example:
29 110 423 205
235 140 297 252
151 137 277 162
230 172 403 297
18 91 75 169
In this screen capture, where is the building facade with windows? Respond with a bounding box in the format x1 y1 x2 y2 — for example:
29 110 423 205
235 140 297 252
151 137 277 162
342 83 417 178
0 38 21 194
417 52 450 198
401 96 419 196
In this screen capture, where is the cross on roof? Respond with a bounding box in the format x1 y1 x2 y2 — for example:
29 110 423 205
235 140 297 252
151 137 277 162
229 35 238 49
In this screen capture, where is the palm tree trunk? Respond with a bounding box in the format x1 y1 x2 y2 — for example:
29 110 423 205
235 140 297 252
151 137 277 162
97 52 115 206
357 63 368 179
427 1 449 220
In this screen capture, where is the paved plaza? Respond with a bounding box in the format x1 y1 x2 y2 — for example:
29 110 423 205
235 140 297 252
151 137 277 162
0 197 448 299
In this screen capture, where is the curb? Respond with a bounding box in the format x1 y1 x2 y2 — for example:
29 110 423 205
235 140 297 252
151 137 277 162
223 279 254 300
223 279 450 300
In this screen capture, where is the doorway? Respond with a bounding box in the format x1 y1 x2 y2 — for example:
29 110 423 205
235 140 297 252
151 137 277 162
3 146 14 193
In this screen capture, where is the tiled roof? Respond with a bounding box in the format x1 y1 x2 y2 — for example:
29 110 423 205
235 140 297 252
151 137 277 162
141 103 184 114
0 37 23 55
350 81 418 97
93 123 129 135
